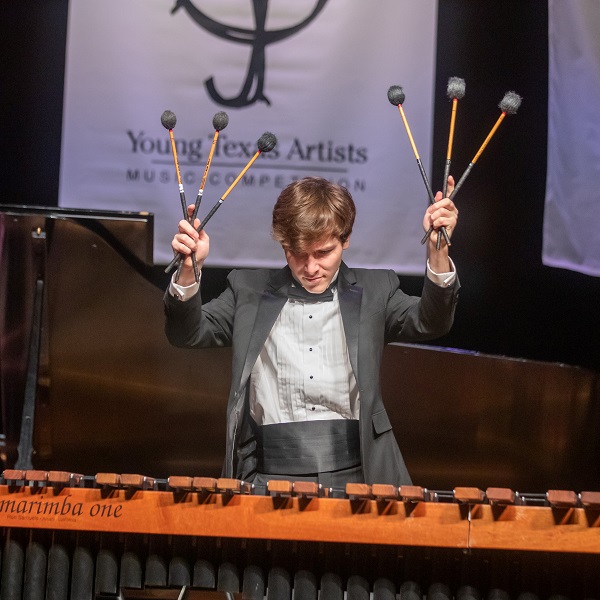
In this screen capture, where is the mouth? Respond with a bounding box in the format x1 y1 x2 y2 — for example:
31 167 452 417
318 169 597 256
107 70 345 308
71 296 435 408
303 276 322 285
302 276 328 292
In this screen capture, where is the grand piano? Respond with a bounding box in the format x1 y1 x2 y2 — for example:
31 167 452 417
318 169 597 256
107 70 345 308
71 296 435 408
1 206 599 598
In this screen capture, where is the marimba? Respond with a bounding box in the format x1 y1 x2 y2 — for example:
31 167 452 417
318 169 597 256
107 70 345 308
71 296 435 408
0 471 599 599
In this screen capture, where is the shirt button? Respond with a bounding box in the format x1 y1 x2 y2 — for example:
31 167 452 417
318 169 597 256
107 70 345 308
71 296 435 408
309 315 313 319
311 406 316 411
309 348 313 351
309 375 313 379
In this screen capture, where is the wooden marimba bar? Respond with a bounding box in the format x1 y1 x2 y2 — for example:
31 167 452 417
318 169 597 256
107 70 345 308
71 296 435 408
0 470 599 599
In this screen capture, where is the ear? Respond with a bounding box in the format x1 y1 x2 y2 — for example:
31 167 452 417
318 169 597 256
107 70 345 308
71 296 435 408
342 236 350 250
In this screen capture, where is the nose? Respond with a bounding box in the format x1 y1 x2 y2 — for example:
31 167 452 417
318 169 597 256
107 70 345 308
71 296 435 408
305 255 318 274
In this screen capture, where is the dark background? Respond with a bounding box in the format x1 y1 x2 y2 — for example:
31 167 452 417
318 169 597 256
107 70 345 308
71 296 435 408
1 0 598 374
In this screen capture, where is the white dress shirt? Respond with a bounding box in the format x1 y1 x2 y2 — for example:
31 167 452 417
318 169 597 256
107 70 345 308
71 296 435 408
249 285 358 425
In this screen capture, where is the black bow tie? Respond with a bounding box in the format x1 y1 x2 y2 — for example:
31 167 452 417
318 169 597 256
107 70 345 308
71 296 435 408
287 282 335 303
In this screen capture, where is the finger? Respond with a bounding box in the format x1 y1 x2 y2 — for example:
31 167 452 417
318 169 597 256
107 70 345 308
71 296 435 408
172 239 192 258
431 198 456 215
432 208 456 225
446 175 455 198
175 227 200 250
178 218 199 238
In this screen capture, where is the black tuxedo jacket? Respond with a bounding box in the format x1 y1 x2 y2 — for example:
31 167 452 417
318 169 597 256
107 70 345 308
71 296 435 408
164 262 459 485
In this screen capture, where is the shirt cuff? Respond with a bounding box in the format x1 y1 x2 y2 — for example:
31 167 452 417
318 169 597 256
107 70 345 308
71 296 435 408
169 273 201 301
426 258 456 287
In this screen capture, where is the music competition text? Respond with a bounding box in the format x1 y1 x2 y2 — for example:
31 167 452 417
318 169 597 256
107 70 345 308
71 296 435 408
125 131 369 192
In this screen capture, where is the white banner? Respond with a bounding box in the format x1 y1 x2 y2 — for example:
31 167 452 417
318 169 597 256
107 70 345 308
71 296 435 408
545 0 600 277
59 1 438 271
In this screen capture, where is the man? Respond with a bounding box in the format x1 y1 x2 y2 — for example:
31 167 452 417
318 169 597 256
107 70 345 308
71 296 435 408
165 176 459 488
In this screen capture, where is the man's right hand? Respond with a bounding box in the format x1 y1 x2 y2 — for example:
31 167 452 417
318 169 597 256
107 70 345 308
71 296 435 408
171 204 210 286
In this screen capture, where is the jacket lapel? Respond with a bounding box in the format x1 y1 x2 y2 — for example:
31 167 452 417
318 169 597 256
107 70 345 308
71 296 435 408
337 262 362 382
237 267 290 392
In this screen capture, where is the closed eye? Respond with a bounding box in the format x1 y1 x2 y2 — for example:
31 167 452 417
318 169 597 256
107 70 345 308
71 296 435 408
315 248 335 257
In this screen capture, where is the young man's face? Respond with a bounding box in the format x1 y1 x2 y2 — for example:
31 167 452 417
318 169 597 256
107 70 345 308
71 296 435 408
284 235 350 294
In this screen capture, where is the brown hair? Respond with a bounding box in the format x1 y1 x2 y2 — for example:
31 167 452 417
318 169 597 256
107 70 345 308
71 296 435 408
272 177 356 253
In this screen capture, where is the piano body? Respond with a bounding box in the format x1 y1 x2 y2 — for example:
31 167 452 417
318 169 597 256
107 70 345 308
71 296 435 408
1 206 599 597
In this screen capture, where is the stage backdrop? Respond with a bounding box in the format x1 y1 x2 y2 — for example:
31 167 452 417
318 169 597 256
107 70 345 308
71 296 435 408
545 0 600 277
58 0 438 271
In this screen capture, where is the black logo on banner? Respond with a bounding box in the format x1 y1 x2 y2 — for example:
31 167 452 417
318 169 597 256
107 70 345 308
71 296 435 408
171 0 329 107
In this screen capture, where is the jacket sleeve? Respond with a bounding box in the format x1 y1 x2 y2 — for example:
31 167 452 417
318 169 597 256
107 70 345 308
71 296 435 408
384 269 460 343
164 271 239 349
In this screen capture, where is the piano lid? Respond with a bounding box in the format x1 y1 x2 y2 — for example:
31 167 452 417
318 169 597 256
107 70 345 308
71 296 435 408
1 205 228 477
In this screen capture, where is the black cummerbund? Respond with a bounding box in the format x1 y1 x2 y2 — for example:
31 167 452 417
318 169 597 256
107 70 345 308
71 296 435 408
257 419 360 474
